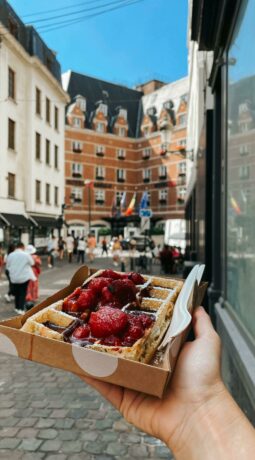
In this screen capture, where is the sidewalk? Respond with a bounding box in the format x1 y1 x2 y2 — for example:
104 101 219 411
0 259 173 459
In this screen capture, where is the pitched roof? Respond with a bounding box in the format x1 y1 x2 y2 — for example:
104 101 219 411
62 70 143 138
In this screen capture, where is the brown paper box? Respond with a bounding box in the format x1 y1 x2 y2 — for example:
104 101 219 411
0 266 207 398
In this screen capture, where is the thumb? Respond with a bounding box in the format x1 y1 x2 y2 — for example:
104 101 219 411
192 306 216 339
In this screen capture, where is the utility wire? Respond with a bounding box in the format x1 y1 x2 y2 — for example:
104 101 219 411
25 0 129 24
37 0 146 33
22 0 110 19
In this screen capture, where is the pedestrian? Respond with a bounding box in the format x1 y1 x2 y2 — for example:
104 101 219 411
87 233 97 263
58 236 65 260
159 244 174 274
6 242 35 313
77 237 86 264
3 243 15 302
0 243 4 278
112 237 121 267
47 235 57 268
81 307 255 459
25 244 42 309
66 233 74 263
101 238 108 256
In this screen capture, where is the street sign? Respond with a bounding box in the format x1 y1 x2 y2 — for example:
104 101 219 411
140 217 150 232
139 208 152 218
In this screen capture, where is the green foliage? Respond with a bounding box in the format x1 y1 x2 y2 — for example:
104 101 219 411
150 227 164 235
98 227 111 236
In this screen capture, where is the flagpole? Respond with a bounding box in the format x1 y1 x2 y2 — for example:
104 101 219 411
88 185 91 233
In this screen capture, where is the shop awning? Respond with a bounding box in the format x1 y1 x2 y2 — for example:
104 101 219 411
29 215 58 228
0 213 31 228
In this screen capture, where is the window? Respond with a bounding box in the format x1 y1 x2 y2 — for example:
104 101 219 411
54 145 58 169
96 145 105 156
97 103 108 116
72 187 83 203
116 191 124 206
142 148 151 159
35 180 41 202
72 163 83 178
54 186 59 206
118 127 126 137
72 141 82 153
36 88 41 115
8 67 15 100
73 117 81 128
177 187 186 203
143 126 150 136
159 165 167 179
117 149 126 159
35 132 41 160
54 106 59 130
159 189 167 203
8 118 15 150
95 166 105 179
239 164 250 179
178 139 186 147
46 183 51 204
46 97 51 123
178 161 187 174
179 114 187 126
143 169 151 182
239 144 249 156
117 169 125 182
46 139 50 165
8 173 15 198
96 122 105 133
95 190 105 204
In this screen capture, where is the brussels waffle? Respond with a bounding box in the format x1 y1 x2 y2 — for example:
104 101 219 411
21 270 183 363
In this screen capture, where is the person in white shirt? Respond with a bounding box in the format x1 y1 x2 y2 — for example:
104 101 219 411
6 242 35 313
77 237 86 264
66 234 74 263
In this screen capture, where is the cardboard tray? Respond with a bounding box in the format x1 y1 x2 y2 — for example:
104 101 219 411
0 266 207 398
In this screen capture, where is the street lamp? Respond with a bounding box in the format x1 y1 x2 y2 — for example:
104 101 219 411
84 180 93 233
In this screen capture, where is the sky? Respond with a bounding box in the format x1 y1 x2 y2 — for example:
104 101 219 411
9 0 188 88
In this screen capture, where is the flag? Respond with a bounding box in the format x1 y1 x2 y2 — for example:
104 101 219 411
120 192 126 213
140 191 149 210
125 193 136 216
230 195 241 215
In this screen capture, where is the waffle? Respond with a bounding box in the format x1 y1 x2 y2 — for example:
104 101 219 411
21 270 183 363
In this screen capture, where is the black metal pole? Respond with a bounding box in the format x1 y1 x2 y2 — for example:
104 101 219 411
88 186 91 233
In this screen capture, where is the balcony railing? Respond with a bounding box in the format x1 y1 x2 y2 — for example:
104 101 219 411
73 197 82 203
159 199 167 205
118 155 125 160
177 197 185 205
142 154 150 160
72 172 82 178
72 147 82 153
143 177 150 183
95 175 105 180
96 151 104 157
95 199 105 205
159 175 167 180
117 177 125 183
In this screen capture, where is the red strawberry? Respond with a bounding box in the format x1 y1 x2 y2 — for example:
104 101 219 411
123 324 144 343
76 289 97 310
89 307 128 338
108 279 137 303
126 272 145 285
101 286 115 303
72 324 90 340
138 314 154 329
62 298 78 313
101 335 122 346
88 277 112 295
97 299 123 309
100 269 123 280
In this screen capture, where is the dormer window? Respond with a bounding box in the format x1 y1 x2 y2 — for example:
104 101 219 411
75 95 86 112
147 107 156 116
118 127 126 137
96 103 108 117
73 117 81 128
96 122 105 133
118 108 127 120
163 100 174 110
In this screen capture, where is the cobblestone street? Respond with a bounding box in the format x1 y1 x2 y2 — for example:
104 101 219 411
0 258 172 459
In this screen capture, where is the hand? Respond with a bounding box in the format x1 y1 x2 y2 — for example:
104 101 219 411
81 307 225 451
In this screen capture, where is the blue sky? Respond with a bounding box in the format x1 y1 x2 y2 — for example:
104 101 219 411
9 0 188 87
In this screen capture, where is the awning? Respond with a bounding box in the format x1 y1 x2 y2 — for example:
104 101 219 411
29 215 58 228
0 213 31 228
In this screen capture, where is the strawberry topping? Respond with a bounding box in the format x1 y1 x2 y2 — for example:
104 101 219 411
89 307 128 338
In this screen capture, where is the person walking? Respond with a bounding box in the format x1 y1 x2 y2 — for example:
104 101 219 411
101 238 108 256
4 243 15 302
87 233 96 263
58 236 65 260
47 235 57 268
77 237 86 264
112 237 121 267
6 242 35 313
66 233 74 263
25 245 42 309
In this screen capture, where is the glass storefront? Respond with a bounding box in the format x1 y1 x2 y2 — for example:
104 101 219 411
227 0 255 340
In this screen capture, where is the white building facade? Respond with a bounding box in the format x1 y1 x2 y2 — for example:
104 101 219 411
0 2 68 247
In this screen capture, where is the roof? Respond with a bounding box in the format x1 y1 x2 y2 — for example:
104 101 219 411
62 71 143 138
0 0 61 83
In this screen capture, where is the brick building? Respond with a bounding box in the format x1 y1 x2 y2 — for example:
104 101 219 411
62 71 188 237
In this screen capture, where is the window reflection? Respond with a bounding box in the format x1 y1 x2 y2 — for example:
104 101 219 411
227 0 255 339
